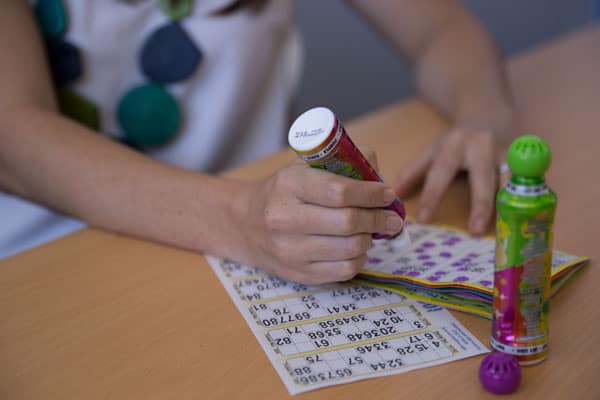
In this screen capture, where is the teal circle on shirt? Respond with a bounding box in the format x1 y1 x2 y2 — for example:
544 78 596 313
35 0 68 38
117 83 181 148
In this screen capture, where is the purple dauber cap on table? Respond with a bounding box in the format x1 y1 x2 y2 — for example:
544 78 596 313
479 351 521 395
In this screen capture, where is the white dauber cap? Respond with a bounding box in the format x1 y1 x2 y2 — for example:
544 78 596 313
288 107 336 153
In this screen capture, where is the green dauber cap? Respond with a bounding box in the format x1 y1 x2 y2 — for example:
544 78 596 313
507 135 551 178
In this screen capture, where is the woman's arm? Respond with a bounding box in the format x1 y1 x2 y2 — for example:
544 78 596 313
0 1 246 257
348 0 516 233
0 0 402 283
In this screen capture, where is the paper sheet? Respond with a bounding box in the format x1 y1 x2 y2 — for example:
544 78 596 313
360 223 589 318
207 256 488 395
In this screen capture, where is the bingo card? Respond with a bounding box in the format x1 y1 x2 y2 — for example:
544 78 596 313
206 256 487 395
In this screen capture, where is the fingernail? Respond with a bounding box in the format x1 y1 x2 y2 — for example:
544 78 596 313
383 188 396 203
418 207 431 222
386 215 403 232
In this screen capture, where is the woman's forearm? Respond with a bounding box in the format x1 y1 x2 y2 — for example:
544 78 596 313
412 7 514 131
0 105 244 256
348 0 514 133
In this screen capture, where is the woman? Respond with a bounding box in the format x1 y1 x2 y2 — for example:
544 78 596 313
0 0 515 283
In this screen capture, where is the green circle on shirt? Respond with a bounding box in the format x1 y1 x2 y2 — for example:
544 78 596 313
117 83 181 148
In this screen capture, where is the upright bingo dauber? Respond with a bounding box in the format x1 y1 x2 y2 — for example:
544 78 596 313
491 135 556 365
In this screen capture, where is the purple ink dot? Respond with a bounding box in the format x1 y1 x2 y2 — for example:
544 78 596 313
454 276 469 282
422 242 435 248
452 261 464 267
439 252 452 258
449 236 461 241
428 276 439 281
369 257 383 264
408 271 421 277
488 259 496 264
435 270 447 276
479 280 492 286
417 254 431 260
468 253 480 258
423 261 436 267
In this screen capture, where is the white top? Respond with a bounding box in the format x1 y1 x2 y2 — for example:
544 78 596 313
288 106 336 153
0 0 302 259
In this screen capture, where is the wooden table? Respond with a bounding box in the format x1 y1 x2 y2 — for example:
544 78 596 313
1 25 599 400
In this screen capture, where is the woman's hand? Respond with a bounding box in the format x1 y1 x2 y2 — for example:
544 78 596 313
394 127 512 235
231 163 403 284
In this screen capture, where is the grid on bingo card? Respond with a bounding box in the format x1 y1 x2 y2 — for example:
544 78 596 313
284 329 462 388
268 327 304 357
219 259 263 279
315 285 400 314
283 288 351 319
332 347 374 375
322 347 370 376
370 306 412 334
366 288 408 306
386 336 414 365
235 276 321 303
316 349 351 374
391 335 433 364
252 298 322 327
273 312 363 356
342 342 388 367
253 285 406 328
284 295 330 319
284 317 459 385
268 322 331 356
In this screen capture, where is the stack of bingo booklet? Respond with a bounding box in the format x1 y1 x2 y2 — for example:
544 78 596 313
357 222 589 318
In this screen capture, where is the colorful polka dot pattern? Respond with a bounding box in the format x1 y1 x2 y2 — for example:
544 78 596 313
366 224 497 288
34 0 201 148
160 0 194 20
140 22 202 84
117 84 181 147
